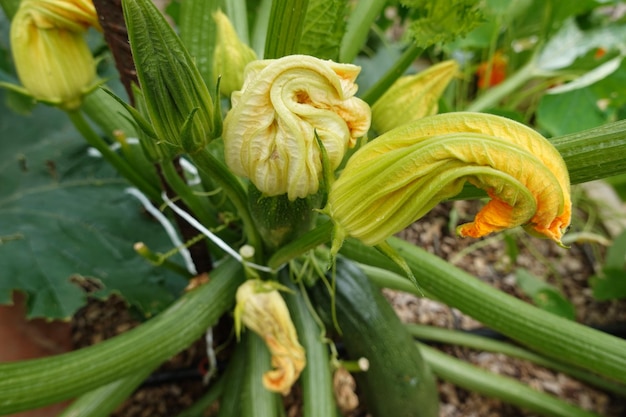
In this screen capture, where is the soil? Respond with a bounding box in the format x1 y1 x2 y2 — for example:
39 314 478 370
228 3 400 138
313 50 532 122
68 187 626 417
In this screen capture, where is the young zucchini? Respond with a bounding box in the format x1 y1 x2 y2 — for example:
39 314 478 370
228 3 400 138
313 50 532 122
309 257 439 417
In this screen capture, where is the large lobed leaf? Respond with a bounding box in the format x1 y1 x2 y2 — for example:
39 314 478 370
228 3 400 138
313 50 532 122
0 96 187 319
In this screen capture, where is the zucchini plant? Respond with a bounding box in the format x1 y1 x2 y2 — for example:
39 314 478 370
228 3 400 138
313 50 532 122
1 0 626 416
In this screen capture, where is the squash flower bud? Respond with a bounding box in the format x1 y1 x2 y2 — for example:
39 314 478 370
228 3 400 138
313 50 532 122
123 0 218 154
371 60 458 134
8 0 100 110
212 10 257 97
327 112 571 247
223 55 371 200
235 280 306 395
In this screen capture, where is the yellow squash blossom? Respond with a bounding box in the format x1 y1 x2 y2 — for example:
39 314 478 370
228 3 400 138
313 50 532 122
327 112 571 247
223 55 371 200
372 60 458 133
9 0 100 110
212 10 257 96
235 280 306 395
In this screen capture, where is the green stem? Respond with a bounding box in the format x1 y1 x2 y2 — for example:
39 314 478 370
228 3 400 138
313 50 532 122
466 57 537 112
0 258 243 414
215 341 246 417
189 147 263 260
267 220 333 269
339 0 388 63
361 44 423 105
264 0 309 59
357 262 434 298
160 158 217 229
251 0 273 58
57 368 155 417
418 343 601 417
242 333 280 417
281 273 337 417
407 324 626 398
340 238 626 385
224 0 249 43
67 110 161 201
551 119 626 184
179 0 221 87
0 0 19 19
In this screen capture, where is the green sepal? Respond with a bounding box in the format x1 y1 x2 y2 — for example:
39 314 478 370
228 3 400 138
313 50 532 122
100 87 156 139
376 240 420 290
212 76 223 139
134 86 179 162
180 107 200 153
314 130 332 208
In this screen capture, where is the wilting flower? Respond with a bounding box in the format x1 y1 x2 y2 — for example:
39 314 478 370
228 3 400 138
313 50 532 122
327 112 571 247
8 0 100 110
372 60 458 133
212 10 257 97
235 280 306 395
223 55 371 200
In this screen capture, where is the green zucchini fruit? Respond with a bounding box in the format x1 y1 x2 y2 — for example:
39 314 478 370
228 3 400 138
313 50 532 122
309 257 439 417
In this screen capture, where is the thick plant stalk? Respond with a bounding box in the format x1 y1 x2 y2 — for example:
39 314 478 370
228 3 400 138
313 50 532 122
241 333 280 417
281 273 337 417
179 0 221 87
419 344 601 417
552 119 626 184
263 0 309 58
339 0 387 63
405 324 626 397
340 238 626 385
0 259 243 414
57 368 155 417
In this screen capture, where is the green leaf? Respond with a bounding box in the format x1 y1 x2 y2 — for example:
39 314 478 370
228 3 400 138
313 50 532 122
536 88 607 136
402 0 484 49
299 0 347 61
590 268 626 301
515 269 576 320
590 230 626 301
0 98 186 319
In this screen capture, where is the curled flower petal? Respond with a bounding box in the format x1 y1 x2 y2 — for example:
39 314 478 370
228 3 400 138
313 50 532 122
223 55 371 200
328 112 571 246
372 60 458 133
235 280 306 395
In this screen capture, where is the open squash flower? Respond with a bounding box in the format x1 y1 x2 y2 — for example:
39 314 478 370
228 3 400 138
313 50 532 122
327 112 571 247
235 280 306 395
372 60 458 134
7 0 101 110
223 55 371 200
